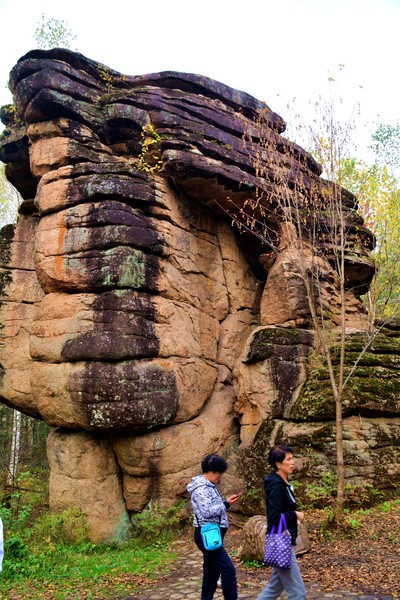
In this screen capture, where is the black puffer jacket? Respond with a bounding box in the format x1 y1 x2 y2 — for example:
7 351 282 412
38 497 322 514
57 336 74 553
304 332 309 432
264 472 298 545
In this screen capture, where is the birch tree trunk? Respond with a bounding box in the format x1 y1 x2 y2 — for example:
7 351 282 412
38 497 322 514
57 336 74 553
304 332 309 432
7 409 21 487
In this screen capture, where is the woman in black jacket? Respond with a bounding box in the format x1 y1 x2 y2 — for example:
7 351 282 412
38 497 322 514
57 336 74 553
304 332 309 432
257 444 306 600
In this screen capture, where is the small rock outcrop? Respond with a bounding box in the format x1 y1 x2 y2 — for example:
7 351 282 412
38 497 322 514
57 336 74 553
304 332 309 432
241 516 311 562
0 48 398 541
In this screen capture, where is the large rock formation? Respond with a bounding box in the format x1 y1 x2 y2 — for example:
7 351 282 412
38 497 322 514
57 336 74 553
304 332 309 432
0 48 398 540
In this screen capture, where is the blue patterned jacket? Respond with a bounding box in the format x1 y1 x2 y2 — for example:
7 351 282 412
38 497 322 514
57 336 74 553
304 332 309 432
187 475 229 528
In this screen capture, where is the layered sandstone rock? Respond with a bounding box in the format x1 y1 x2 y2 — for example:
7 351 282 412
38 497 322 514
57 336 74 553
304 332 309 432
231 322 400 514
0 48 397 542
0 218 44 416
47 430 130 543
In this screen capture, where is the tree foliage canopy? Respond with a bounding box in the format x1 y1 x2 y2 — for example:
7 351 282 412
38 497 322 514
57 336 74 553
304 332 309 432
304 109 400 319
371 121 400 175
33 13 77 50
340 157 400 318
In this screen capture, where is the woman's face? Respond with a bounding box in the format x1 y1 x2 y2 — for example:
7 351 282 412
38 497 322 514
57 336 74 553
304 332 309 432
276 452 295 478
207 471 224 484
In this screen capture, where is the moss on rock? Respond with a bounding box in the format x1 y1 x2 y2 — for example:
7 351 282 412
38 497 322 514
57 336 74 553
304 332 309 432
291 330 400 420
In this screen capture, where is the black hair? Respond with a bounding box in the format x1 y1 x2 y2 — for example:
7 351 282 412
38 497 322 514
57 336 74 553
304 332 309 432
201 453 228 474
267 444 294 471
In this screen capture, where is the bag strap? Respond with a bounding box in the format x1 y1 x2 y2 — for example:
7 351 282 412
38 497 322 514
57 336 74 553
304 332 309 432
268 513 288 535
278 513 287 534
195 512 222 526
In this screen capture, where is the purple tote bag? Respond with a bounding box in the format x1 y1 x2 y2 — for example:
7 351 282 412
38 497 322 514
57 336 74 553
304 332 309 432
263 514 292 569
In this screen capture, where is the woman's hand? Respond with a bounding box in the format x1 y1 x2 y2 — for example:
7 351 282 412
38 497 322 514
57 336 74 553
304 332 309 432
226 493 243 505
295 511 305 523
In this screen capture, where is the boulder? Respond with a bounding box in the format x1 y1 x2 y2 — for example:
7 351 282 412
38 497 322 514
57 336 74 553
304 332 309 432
113 371 238 510
47 429 131 543
241 515 311 562
0 217 44 416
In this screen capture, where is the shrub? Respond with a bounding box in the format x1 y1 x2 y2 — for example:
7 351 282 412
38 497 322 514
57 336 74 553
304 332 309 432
301 472 385 509
4 535 28 559
302 471 338 508
30 506 89 544
344 482 384 508
131 500 186 544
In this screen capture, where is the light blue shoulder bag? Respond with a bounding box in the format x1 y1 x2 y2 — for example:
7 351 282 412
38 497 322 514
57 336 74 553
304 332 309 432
200 521 223 551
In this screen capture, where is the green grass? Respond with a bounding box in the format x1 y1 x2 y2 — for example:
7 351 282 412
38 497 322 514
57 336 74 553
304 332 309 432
0 539 175 599
242 558 264 569
0 477 178 599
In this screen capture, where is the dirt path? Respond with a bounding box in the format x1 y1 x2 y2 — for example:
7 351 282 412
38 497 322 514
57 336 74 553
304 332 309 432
128 533 395 600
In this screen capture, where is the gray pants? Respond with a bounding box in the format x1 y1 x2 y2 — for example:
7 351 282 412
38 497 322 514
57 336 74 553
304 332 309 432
256 548 306 600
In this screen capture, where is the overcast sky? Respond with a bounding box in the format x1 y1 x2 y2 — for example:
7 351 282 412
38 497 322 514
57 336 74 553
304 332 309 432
0 0 399 163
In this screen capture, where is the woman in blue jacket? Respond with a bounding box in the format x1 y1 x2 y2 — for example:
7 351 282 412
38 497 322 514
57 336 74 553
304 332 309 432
257 444 306 600
187 453 241 600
